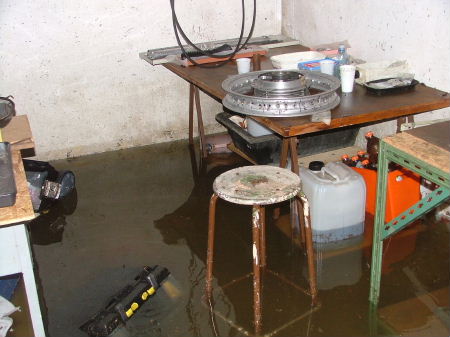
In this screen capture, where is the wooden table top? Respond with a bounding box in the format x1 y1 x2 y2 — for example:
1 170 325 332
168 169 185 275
0 115 35 226
384 121 450 174
160 45 450 137
404 121 449 152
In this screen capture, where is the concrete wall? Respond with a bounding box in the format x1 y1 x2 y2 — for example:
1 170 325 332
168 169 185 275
282 0 450 143
0 0 281 160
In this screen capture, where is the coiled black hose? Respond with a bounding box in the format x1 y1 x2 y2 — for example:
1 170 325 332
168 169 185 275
169 0 256 68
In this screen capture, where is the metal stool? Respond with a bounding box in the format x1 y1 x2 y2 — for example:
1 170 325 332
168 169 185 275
205 165 317 334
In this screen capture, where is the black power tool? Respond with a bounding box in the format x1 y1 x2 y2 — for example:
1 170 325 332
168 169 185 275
80 265 170 337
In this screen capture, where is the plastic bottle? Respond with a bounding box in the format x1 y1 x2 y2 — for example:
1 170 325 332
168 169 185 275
351 155 360 167
361 159 376 170
334 44 349 77
365 131 379 167
341 154 351 166
357 150 368 161
365 131 400 171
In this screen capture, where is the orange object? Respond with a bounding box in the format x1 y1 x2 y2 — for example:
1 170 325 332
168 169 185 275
365 131 374 138
352 167 421 222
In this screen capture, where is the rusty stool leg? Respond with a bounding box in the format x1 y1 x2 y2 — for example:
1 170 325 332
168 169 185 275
259 206 267 268
206 193 219 299
298 194 318 305
252 205 263 335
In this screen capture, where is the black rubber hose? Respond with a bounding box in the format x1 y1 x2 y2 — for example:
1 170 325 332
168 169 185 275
170 0 245 58
170 0 244 67
170 0 256 68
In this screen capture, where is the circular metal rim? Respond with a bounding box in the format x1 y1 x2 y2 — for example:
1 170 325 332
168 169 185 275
222 69 341 118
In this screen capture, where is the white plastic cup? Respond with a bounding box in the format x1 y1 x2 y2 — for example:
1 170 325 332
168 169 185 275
340 64 356 93
320 59 335 76
236 58 251 74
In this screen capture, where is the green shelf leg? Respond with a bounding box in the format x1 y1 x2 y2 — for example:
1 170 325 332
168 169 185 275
369 141 389 306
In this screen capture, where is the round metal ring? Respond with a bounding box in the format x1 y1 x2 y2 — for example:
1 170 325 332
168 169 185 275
222 69 341 117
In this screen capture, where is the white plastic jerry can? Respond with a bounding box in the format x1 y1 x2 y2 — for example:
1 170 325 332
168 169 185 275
300 161 366 243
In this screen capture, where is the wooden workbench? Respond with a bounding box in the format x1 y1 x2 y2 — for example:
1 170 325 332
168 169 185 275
0 115 34 226
163 45 450 136
144 45 450 172
0 115 45 336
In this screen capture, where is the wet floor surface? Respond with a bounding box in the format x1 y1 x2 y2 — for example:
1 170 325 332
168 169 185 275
28 140 449 336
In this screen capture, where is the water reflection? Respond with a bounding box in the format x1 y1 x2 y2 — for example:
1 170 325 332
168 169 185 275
32 140 449 337
312 235 364 290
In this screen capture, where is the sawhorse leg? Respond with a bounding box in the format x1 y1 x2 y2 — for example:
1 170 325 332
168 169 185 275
188 83 208 159
279 137 299 174
279 136 301 241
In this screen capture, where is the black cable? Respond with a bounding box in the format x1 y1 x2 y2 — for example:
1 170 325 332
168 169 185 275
170 0 256 68
170 0 245 66
170 0 245 59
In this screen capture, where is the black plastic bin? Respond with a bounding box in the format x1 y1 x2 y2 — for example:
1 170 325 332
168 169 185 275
216 112 281 164
216 112 360 164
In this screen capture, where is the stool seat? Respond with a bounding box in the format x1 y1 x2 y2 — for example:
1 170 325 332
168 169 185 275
213 165 301 206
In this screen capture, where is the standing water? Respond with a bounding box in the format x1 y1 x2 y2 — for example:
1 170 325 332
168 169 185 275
28 140 449 336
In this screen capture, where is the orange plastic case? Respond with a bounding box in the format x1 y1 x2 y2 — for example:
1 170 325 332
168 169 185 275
352 167 421 222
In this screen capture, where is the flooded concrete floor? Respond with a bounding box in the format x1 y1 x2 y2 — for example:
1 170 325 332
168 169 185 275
28 140 449 336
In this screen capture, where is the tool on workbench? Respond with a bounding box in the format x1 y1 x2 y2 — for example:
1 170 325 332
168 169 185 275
80 265 170 337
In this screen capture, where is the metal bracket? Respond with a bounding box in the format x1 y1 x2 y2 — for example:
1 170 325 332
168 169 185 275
382 186 450 240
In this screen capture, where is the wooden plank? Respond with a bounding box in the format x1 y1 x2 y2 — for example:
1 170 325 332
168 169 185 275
1 115 34 151
404 121 450 152
0 151 35 226
384 131 450 173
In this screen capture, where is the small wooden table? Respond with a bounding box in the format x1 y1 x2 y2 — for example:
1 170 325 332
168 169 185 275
141 45 450 173
369 121 450 308
0 116 45 337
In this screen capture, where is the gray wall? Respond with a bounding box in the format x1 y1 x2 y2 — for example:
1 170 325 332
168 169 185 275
282 0 450 143
0 0 281 160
